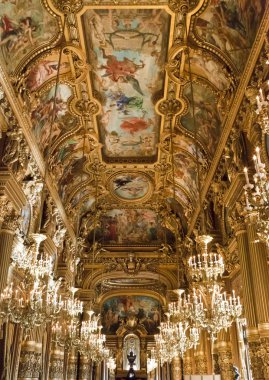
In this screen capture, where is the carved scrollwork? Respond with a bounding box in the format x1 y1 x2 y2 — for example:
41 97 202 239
74 99 99 118
52 0 83 14
168 0 189 14
158 97 184 118
62 45 90 83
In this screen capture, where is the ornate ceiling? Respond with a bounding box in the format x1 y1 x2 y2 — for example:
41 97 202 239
0 0 268 309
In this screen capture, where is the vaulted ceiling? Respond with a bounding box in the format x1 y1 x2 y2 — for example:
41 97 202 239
0 0 267 308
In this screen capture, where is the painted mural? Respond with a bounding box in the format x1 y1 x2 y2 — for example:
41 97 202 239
174 152 198 200
186 50 230 91
195 0 266 71
51 134 94 169
173 130 207 160
31 84 78 155
0 1 59 70
102 295 161 334
82 9 171 160
181 82 222 157
58 156 87 202
111 173 150 200
99 209 160 245
26 52 70 91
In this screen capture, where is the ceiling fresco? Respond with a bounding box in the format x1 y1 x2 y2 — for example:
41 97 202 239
0 0 267 317
82 8 172 162
95 209 162 246
110 173 151 201
31 83 79 155
193 0 266 72
0 0 60 70
180 81 222 157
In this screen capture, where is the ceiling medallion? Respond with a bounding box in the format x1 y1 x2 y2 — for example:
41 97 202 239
109 172 152 203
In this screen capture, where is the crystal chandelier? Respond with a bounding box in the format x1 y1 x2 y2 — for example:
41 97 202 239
79 323 109 363
154 312 200 362
188 235 224 284
62 287 83 318
243 147 269 245
168 288 205 326
0 275 63 335
199 285 242 341
12 233 53 277
186 237 242 341
0 230 63 335
52 317 81 349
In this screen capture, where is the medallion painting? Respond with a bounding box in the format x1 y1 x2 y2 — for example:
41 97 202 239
0 1 59 70
82 8 171 161
98 209 160 245
102 295 161 334
110 173 150 201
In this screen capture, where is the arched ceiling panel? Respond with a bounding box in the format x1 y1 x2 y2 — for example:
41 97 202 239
193 0 266 72
0 0 61 72
179 81 222 157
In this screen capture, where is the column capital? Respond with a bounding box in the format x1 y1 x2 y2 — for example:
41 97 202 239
0 201 21 233
0 168 26 212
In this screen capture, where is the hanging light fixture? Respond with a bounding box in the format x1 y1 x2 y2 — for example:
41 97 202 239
243 147 269 245
255 83 269 134
188 235 224 284
0 274 63 336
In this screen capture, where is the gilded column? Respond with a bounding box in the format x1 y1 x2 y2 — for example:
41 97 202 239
234 221 258 333
67 348 78 380
17 341 42 380
171 355 182 380
49 346 64 380
217 341 234 380
183 351 192 375
140 338 147 370
246 213 269 378
78 355 90 380
233 220 265 378
194 331 208 374
245 214 269 331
